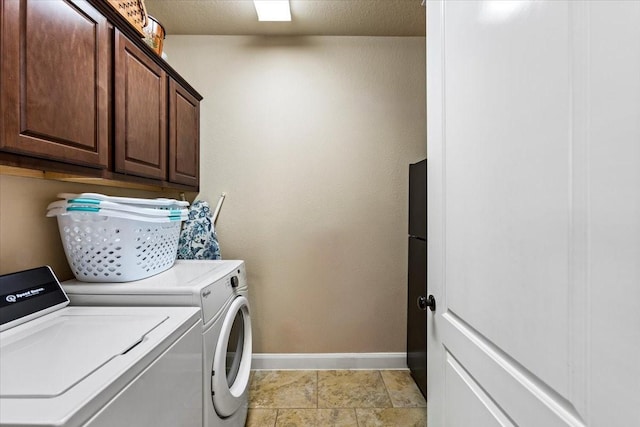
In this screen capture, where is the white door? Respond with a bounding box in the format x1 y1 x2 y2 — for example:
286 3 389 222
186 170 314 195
426 1 640 426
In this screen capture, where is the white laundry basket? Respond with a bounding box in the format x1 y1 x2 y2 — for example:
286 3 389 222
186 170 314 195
57 193 189 209
53 211 183 282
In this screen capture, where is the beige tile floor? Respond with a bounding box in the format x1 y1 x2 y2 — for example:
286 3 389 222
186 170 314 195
246 370 427 427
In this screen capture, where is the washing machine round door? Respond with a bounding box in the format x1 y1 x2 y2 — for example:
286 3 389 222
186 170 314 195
211 295 252 417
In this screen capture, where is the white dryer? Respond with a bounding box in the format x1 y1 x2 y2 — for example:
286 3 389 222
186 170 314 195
0 266 202 427
62 260 252 427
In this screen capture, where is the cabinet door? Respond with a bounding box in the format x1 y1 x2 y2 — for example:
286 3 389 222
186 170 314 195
114 31 167 180
169 79 199 188
407 237 427 398
0 0 109 167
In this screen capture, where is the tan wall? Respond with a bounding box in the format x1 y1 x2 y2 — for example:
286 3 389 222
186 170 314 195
0 175 187 278
164 36 426 353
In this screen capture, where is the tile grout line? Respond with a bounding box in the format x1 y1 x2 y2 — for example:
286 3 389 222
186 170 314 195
354 404 361 427
378 369 396 409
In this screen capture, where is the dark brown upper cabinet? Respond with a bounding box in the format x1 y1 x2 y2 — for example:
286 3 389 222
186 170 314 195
0 0 202 190
169 79 200 187
114 31 167 180
0 0 109 168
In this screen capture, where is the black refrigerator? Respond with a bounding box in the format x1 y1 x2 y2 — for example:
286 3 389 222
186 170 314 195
407 159 427 398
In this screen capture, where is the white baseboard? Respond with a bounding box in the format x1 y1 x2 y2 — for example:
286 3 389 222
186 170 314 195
251 352 407 370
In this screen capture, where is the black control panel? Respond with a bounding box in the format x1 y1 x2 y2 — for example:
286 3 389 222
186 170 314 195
0 266 69 331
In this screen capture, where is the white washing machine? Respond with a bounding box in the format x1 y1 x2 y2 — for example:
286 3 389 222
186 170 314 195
0 266 202 427
62 260 252 427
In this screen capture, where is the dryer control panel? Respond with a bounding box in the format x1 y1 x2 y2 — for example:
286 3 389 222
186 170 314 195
200 262 247 326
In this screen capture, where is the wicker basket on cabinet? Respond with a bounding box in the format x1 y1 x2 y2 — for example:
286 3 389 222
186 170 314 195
104 0 148 36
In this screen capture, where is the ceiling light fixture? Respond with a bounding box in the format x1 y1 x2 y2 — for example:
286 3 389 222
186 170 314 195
253 0 291 22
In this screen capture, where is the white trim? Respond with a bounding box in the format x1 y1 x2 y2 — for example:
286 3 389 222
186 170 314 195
212 296 251 417
251 353 407 370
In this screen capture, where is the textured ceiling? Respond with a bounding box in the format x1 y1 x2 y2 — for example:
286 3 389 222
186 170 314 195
143 0 426 37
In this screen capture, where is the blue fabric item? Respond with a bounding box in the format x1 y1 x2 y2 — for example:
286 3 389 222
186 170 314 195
177 200 221 260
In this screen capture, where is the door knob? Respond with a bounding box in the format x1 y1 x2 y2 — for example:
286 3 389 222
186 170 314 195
417 295 436 312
